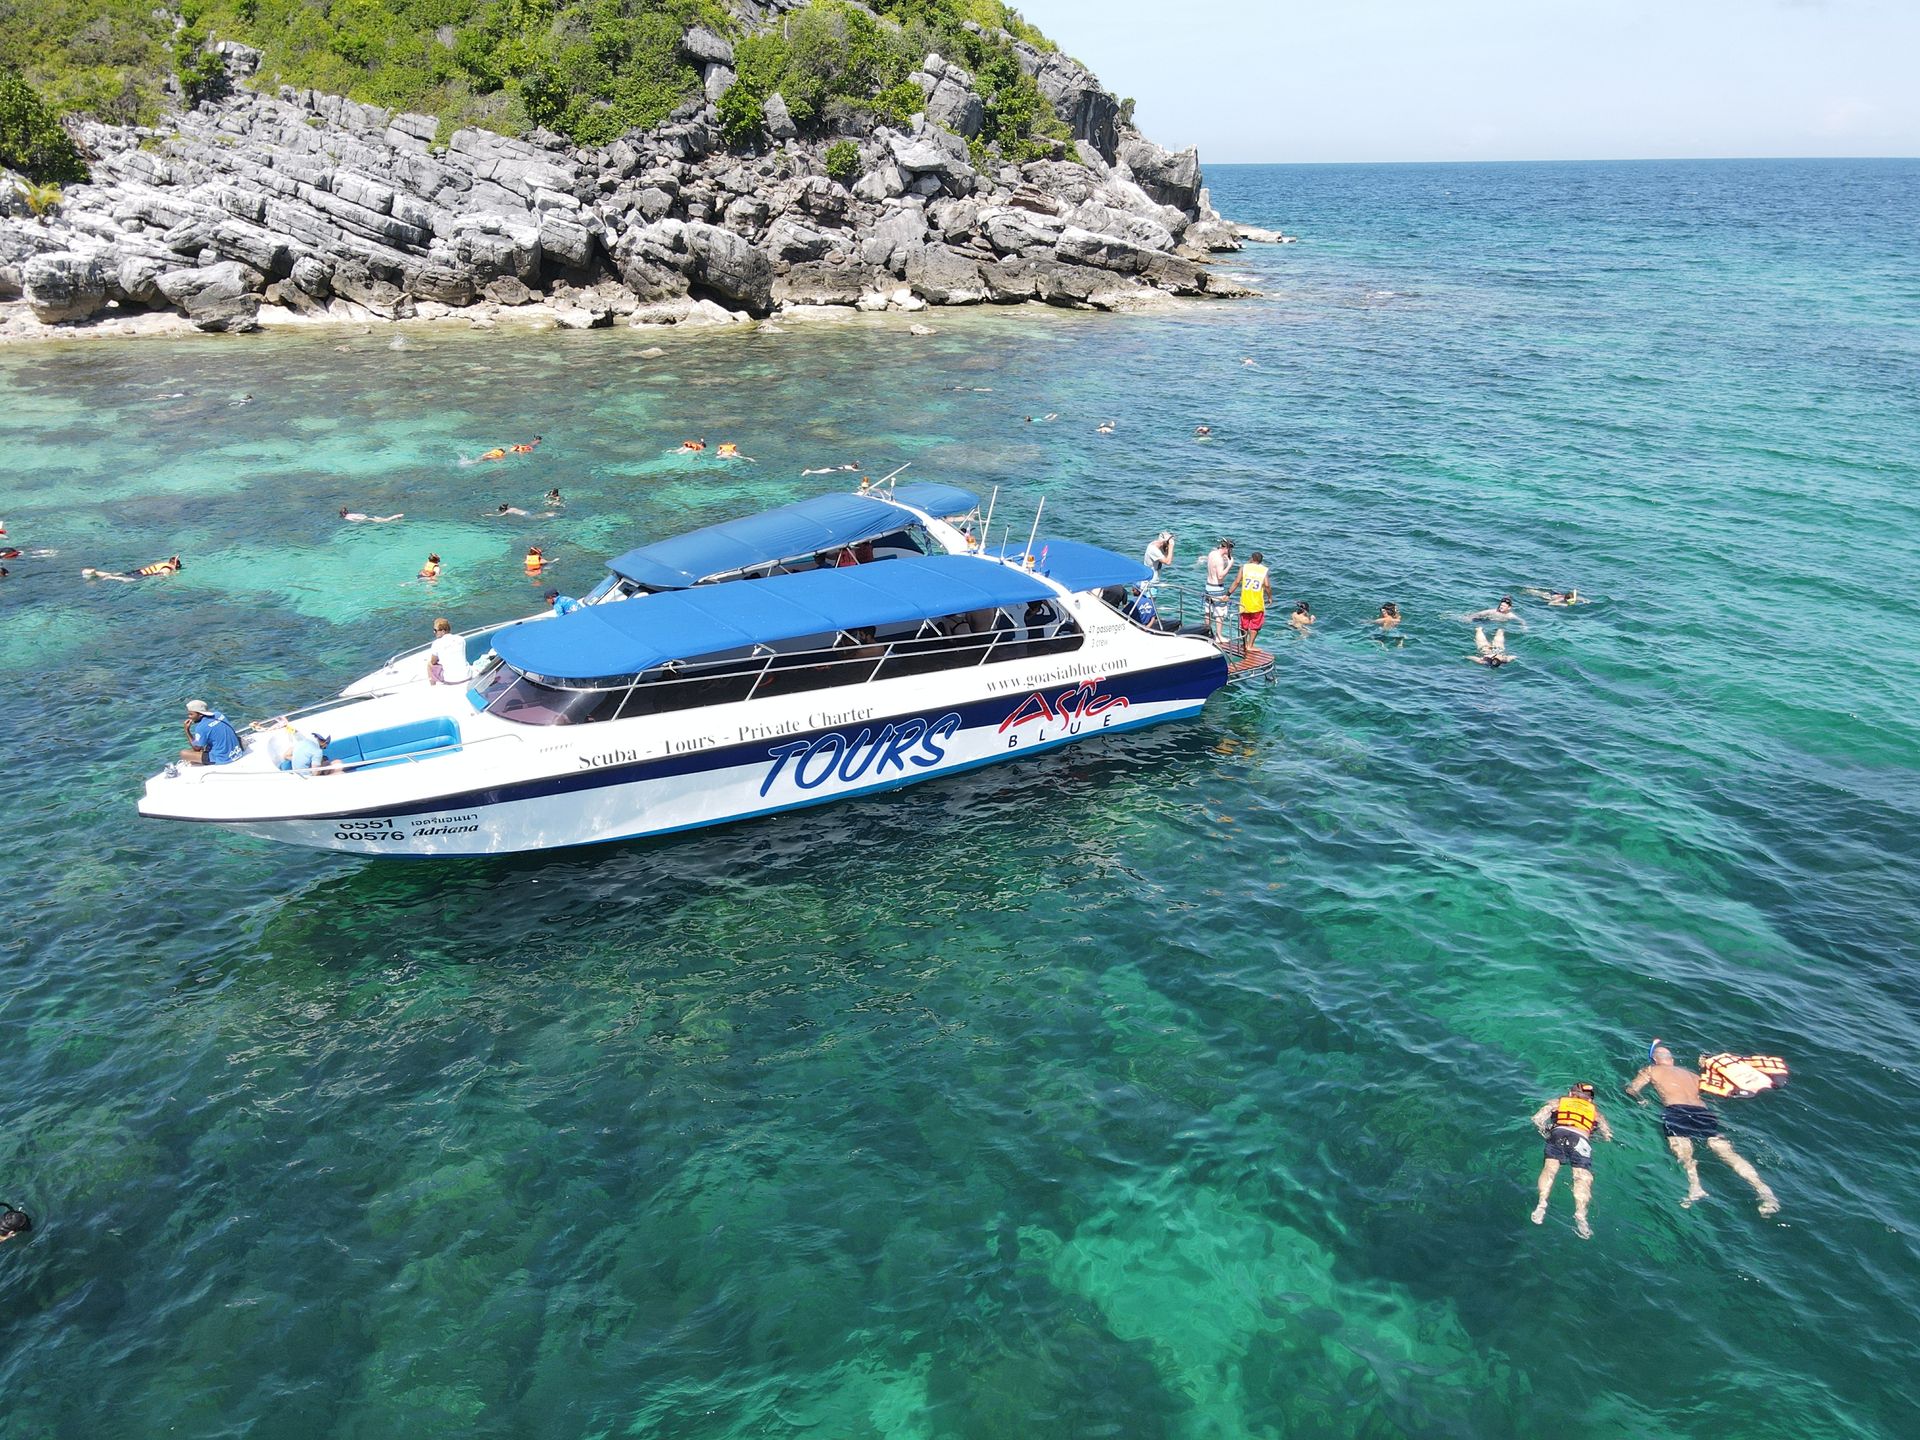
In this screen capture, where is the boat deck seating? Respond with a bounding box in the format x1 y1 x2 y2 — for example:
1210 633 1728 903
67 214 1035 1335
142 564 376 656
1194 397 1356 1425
464 627 504 665
327 717 463 771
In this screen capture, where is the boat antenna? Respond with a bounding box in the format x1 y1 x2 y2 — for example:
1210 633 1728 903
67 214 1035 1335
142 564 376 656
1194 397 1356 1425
979 485 999 552
1021 496 1045 568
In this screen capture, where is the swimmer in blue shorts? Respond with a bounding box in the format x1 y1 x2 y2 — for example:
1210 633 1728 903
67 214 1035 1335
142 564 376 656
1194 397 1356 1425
1628 1041 1780 1215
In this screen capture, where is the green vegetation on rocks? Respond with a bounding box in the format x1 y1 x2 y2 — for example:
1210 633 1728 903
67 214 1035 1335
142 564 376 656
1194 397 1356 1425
823 137 859 184
717 1 1066 158
0 74 90 184
3 0 1070 158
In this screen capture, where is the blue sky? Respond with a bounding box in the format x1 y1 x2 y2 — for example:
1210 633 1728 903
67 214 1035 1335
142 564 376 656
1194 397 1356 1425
1017 0 1920 162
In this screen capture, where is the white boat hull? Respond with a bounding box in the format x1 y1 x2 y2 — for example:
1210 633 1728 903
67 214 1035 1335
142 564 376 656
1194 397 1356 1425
152 657 1224 857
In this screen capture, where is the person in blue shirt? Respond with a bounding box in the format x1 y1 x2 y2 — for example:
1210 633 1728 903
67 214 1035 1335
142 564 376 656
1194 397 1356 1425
289 731 336 774
544 589 582 616
180 699 243 766
1124 585 1158 629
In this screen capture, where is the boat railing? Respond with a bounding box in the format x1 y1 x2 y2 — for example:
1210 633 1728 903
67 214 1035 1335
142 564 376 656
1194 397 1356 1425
476 610 1082 724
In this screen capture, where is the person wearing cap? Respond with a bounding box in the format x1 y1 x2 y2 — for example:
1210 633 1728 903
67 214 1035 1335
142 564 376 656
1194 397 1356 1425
1 1205 31 1244
1143 531 1175 579
1203 538 1235 640
180 700 242 766
1530 1081 1613 1237
1627 1040 1780 1215
545 589 581 617
289 730 334 774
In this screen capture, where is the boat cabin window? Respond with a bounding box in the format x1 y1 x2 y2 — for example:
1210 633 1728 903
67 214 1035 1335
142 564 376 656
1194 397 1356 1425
479 601 1083 726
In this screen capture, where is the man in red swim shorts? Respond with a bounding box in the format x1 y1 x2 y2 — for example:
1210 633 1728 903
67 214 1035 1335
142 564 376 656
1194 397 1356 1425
1234 550 1270 653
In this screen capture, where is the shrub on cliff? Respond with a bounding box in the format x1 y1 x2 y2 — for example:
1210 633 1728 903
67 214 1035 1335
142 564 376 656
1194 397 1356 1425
823 138 859 184
0 74 90 184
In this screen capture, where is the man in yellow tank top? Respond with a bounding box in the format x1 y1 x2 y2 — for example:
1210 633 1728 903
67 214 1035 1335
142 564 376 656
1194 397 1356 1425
1530 1081 1614 1238
1232 550 1270 653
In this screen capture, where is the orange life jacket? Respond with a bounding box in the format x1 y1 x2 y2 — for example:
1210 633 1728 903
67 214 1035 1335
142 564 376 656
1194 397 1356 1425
1551 1094 1597 1133
1699 1054 1789 1099
524 552 544 575
137 559 177 576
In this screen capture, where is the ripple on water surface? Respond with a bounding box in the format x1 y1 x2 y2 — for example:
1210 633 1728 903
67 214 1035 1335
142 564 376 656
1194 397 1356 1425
2 159 1918 1439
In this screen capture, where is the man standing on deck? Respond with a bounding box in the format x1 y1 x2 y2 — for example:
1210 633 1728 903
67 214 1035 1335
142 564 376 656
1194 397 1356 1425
1530 1081 1613 1238
1627 1041 1780 1215
1232 551 1270 655
1203 538 1234 641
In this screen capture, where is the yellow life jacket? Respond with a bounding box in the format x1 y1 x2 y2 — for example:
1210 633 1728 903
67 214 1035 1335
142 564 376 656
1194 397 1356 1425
1699 1054 1789 1099
137 559 175 576
1239 563 1269 614
1551 1094 1597 1133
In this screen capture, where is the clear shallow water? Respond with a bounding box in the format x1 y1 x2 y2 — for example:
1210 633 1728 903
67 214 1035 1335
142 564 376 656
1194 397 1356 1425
2 159 1918 1437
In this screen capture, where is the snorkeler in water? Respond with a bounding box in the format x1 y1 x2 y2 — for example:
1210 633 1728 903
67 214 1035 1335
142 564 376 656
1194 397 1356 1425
1465 596 1527 627
1524 587 1586 606
1375 602 1402 628
1471 626 1515 667
489 503 531 517
1289 600 1316 629
83 555 182 582
340 508 404 523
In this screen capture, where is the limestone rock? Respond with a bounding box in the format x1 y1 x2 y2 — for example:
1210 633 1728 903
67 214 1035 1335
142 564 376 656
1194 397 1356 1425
188 292 263 333
23 253 111 323
155 259 265 308
1117 136 1202 213
763 93 798 141
888 131 972 185
483 275 534 306
329 258 414 319
901 243 985 304
681 27 734 66
915 56 985 140
1183 218 1242 252
773 259 876 307
290 255 333 298
860 203 928 272
683 221 773 315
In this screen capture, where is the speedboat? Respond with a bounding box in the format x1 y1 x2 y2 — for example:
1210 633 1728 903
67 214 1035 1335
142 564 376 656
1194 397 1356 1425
339 480 983 698
138 497 1274 857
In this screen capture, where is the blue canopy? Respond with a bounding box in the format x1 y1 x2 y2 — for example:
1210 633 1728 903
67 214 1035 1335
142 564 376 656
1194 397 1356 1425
890 482 979 518
986 538 1150 594
496 554 1056 682
607 487 979 590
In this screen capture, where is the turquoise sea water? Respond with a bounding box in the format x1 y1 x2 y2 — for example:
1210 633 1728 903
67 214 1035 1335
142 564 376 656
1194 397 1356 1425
2 158 1918 1437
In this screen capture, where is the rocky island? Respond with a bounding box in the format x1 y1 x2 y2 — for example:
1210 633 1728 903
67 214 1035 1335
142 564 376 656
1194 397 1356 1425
0 0 1267 339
